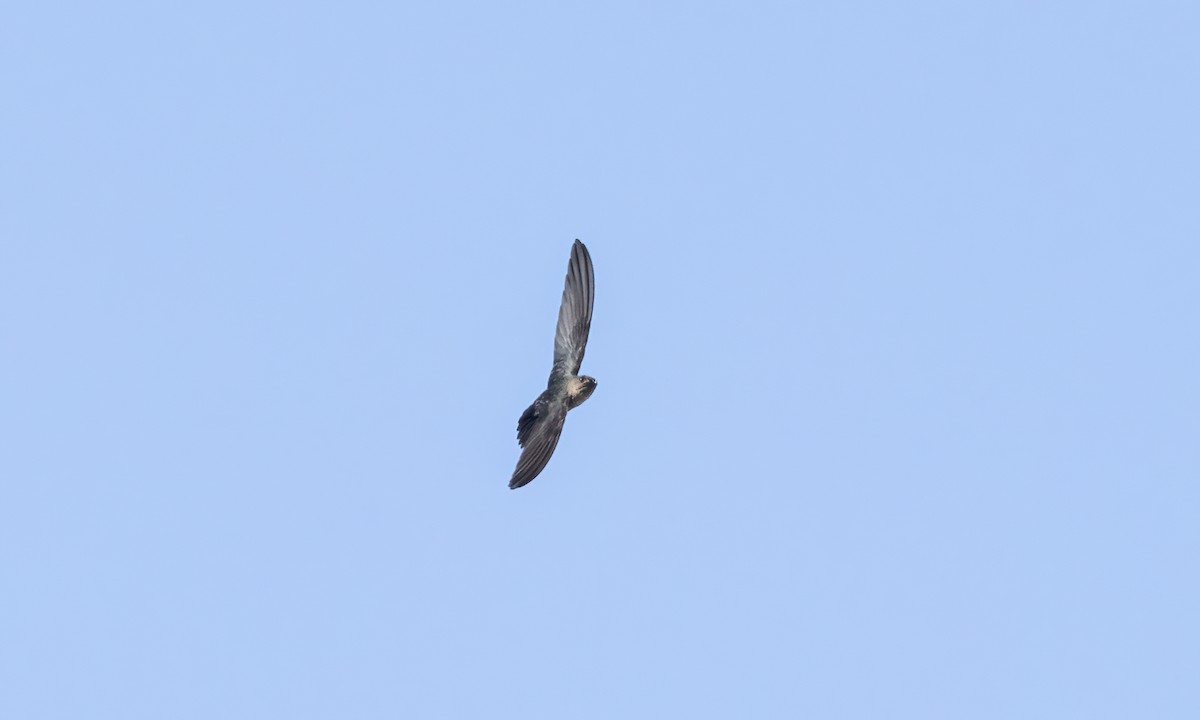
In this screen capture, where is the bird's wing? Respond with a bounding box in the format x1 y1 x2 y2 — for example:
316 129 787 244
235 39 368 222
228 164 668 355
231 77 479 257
510 399 569 489
550 240 594 380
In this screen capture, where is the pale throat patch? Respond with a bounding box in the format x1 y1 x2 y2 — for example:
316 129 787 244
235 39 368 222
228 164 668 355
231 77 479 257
567 376 589 397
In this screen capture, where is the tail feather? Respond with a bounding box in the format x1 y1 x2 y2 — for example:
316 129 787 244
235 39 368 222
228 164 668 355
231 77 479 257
516 399 542 447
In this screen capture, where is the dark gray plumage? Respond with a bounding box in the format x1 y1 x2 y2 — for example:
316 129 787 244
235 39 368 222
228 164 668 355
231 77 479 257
509 240 597 489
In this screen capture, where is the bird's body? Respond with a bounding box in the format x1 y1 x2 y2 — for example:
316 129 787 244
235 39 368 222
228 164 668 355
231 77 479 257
509 240 596 489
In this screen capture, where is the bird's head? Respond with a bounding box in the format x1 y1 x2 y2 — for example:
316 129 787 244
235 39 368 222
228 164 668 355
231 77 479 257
568 375 597 408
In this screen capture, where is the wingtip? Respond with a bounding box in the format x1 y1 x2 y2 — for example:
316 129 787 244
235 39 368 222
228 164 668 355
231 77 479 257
573 239 591 262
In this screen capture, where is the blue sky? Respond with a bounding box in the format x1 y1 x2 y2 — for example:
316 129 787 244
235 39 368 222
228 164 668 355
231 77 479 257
2 1 1198 717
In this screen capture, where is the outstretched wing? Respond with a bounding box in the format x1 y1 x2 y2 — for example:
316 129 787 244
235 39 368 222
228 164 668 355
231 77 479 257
550 240 594 380
510 398 569 489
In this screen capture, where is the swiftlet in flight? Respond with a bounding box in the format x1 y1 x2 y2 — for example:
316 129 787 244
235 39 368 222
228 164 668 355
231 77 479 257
509 240 596 489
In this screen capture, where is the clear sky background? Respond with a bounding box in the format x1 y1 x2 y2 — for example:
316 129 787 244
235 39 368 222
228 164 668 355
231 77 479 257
2 2 1198 718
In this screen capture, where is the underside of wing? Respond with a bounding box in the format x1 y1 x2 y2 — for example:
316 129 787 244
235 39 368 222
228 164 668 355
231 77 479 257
510 400 568 489
551 240 594 379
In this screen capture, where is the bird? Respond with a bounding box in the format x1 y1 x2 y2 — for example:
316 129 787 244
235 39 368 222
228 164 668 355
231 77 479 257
509 239 597 489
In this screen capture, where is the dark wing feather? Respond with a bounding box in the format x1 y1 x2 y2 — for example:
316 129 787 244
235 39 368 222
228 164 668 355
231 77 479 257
550 240 594 380
509 399 568 489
